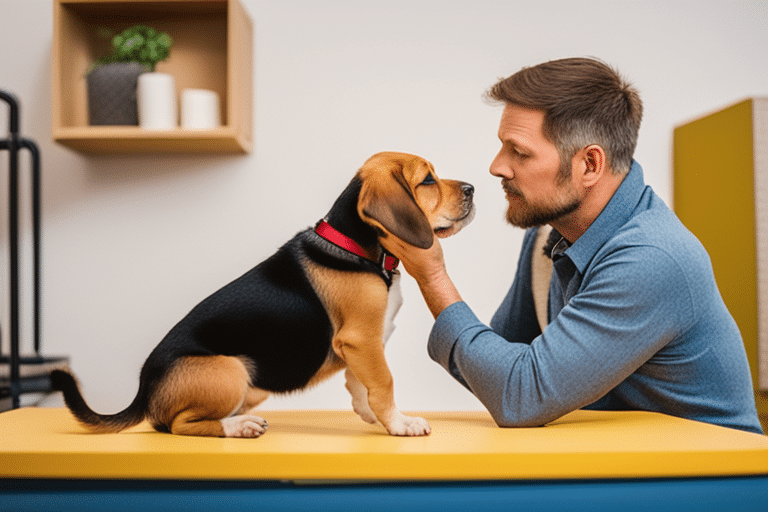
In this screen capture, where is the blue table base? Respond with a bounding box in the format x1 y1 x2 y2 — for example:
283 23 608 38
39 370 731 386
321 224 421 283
2 477 767 511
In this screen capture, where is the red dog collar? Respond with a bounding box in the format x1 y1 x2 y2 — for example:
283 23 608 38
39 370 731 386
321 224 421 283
315 220 399 272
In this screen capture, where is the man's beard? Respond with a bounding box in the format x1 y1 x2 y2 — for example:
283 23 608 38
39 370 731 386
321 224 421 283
503 161 581 229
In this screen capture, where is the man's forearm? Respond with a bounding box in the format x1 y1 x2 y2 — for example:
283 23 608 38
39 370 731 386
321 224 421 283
381 235 462 318
414 269 463 319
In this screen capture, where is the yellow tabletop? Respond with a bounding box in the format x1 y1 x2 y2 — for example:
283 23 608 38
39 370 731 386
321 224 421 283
1 408 767 481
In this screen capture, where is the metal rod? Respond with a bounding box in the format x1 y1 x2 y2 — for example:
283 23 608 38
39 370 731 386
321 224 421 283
22 138 42 355
0 138 42 357
0 89 21 408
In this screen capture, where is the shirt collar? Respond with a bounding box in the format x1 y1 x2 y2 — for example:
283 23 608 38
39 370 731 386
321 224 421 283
563 160 646 273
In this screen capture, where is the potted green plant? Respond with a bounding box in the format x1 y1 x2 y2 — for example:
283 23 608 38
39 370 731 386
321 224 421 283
86 25 174 126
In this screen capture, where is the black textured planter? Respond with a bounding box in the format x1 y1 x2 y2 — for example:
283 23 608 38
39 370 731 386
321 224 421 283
86 62 148 125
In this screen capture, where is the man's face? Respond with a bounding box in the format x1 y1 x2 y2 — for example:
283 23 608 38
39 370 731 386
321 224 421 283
490 104 580 228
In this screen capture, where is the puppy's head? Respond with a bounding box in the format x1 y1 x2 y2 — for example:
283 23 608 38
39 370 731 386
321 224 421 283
357 152 475 249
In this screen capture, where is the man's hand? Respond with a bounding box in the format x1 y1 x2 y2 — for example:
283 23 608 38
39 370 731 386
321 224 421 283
382 234 463 319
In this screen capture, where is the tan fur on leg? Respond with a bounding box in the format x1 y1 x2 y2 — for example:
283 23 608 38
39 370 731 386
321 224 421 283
149 355 267 438
306 262 430 436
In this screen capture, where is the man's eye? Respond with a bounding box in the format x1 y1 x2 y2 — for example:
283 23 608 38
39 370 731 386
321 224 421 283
421 175 437 185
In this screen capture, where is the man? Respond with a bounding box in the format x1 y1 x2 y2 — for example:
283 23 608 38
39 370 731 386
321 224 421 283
383 57 763 434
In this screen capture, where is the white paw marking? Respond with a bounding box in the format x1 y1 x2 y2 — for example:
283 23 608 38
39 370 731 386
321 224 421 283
352 400 378 424
220 414 268 438
345 368 377 424
385 412 431 437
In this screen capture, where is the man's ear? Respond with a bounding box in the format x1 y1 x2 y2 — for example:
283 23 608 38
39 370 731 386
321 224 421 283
579 144 607 188
359 170 434 250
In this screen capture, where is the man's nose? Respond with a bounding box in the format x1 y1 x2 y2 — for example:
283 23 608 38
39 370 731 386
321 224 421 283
489 154 511 179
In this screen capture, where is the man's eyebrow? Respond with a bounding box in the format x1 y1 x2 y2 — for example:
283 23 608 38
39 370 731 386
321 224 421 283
501 134 533 153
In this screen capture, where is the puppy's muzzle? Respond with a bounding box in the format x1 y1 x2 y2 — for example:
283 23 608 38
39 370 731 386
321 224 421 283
434 181 476 238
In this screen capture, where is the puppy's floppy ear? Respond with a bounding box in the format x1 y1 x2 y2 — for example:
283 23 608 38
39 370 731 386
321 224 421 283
359 170 434 249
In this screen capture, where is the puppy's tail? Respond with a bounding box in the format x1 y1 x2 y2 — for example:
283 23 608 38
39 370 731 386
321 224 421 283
50 368 147 433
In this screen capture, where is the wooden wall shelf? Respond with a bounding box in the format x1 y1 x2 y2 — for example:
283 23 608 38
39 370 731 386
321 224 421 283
52 0 253 154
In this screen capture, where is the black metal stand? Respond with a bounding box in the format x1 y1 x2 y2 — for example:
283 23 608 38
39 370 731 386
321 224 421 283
1 89 67 410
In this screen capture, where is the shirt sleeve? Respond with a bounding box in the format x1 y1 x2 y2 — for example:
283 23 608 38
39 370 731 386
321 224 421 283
427 243 695 427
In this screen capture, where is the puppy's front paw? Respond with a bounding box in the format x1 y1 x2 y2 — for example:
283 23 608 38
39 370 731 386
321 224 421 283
384 412 431 437
352 400 378 424
220 414 268 438
344 368 377 424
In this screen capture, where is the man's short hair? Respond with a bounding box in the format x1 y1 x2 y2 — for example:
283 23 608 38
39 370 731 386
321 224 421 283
486 57 643 174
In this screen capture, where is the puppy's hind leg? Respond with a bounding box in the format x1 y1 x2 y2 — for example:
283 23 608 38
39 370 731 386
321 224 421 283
239 386 271 414
154 356 268 438
219 414 269 438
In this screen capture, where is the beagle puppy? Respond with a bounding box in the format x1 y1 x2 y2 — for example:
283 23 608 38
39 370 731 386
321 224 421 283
52 152 475 438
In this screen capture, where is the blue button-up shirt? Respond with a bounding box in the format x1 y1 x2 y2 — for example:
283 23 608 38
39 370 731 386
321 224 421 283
428 161 763 434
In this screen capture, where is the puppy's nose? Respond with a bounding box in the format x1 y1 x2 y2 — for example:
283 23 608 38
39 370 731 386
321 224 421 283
461 183 475 198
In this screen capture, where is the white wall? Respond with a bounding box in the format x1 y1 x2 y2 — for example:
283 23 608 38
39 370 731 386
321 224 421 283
1 0 767 415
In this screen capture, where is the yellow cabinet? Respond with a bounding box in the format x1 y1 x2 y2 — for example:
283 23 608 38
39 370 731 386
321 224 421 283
674 97 768 430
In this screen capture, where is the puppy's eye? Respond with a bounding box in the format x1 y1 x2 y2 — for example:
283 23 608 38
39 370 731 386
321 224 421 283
420 175 437 186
